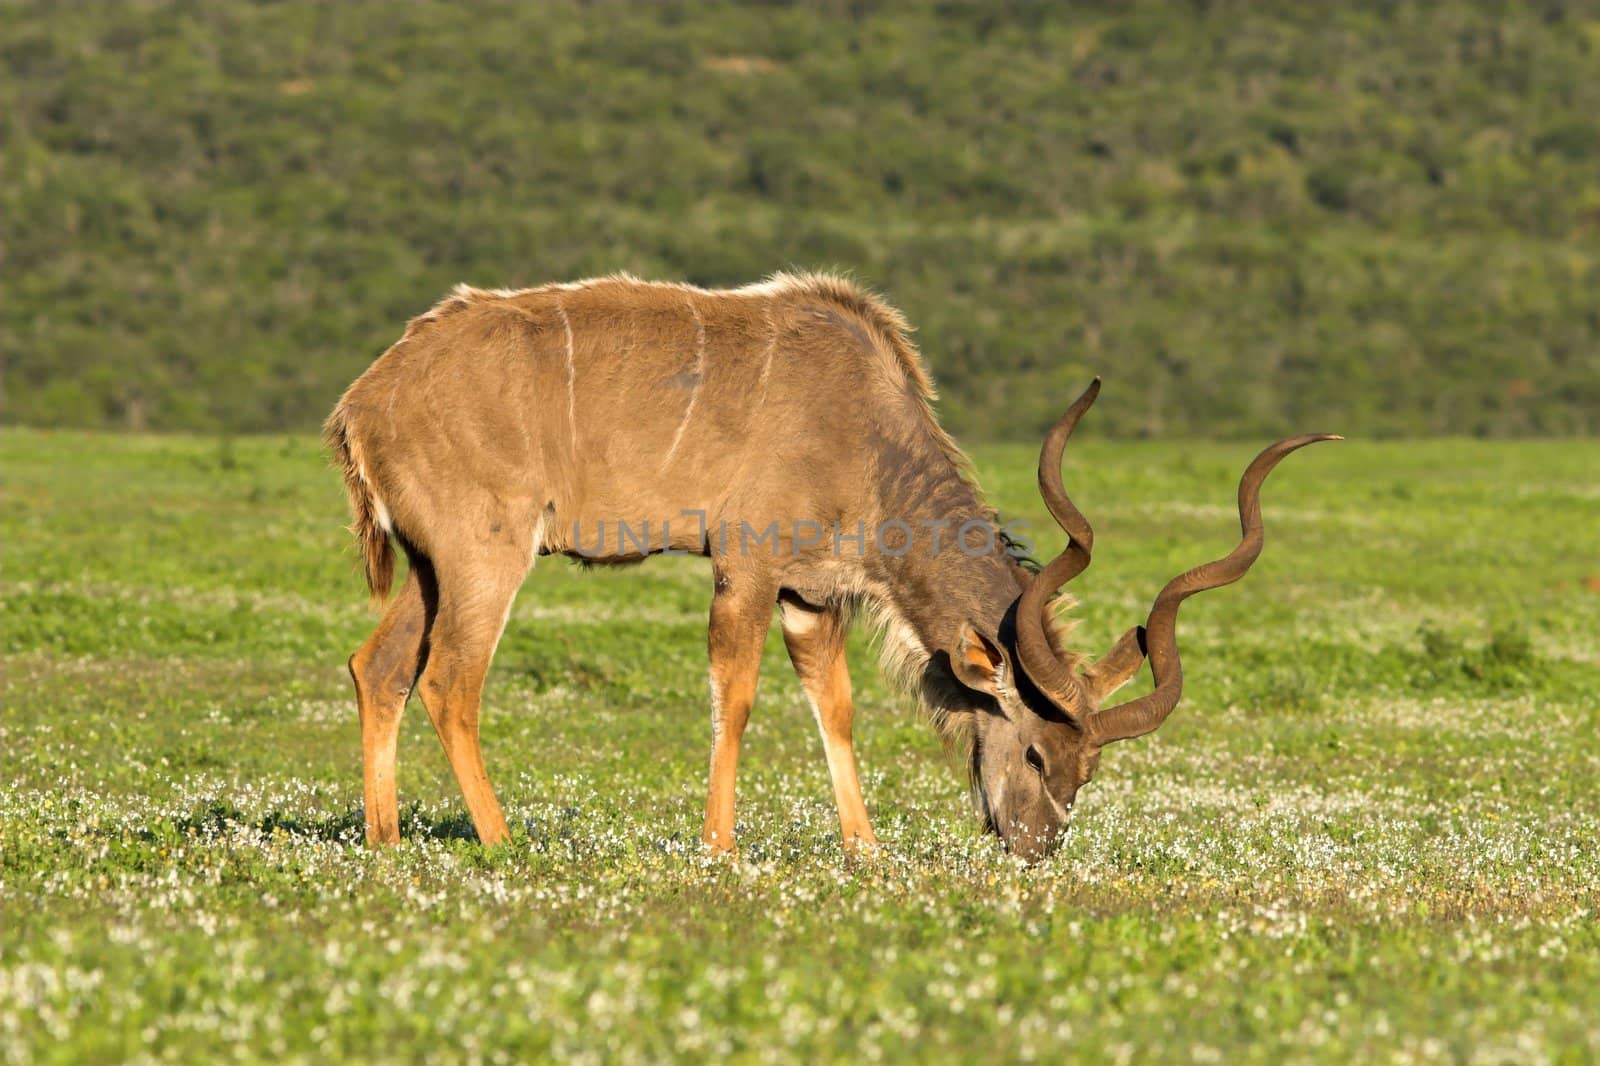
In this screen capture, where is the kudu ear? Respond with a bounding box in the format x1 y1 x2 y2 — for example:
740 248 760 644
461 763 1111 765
953 624 1007 696
1083 626 1148 703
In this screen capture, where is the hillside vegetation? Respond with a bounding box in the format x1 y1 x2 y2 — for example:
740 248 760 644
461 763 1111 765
4 1 1599 438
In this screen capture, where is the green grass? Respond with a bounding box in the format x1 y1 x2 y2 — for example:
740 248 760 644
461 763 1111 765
6 1 1600 438
3 428 1599 1062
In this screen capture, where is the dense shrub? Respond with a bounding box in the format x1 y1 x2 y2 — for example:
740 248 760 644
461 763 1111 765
3 1 1597 438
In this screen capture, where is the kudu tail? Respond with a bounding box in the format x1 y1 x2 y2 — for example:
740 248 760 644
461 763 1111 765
323 404 395 608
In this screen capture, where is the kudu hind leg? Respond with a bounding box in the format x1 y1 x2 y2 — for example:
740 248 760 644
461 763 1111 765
701 572 777 854
779 594 878 852
349 561 433 846
416 548 531 846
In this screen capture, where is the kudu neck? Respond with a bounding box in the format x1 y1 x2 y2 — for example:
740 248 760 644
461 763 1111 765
888 540 1021 665
862 434 1023 668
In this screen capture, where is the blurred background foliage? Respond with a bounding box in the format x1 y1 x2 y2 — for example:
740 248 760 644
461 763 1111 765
3 0 1598 439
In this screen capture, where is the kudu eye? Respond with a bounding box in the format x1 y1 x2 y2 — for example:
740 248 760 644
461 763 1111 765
1025 745 1045 775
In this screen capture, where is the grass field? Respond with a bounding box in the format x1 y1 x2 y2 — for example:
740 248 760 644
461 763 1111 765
3 428 1598 1063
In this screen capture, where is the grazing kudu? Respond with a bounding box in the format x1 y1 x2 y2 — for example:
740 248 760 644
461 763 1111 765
326 272 1335 860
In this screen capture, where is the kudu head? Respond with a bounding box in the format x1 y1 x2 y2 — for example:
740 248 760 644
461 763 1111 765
953 379 1339 862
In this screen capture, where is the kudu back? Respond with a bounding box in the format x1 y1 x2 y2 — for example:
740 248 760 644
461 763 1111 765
327 272 1336 859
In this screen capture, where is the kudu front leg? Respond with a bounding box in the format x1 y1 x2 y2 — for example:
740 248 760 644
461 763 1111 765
779 593 878 853
701 571 777 855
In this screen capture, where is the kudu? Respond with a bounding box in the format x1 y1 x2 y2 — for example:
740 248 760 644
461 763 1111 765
326 272 1335 860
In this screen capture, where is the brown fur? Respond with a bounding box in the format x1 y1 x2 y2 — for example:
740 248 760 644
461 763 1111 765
326 271 1083 852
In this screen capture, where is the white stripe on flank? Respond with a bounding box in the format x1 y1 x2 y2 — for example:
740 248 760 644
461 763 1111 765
661 299 706 469
555 296 577 450
755 306 778 409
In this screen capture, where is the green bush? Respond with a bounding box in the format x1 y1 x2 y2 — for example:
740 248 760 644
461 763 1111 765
3 1 1598 438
